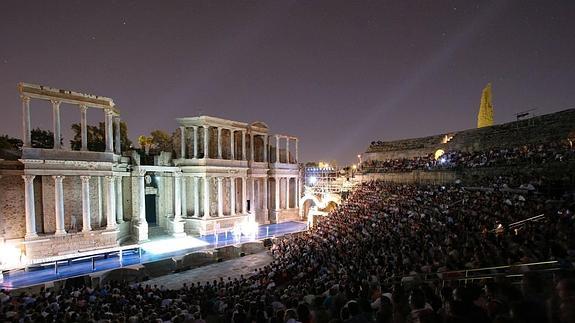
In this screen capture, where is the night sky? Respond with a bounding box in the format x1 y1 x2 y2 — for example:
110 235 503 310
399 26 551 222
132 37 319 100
1 1 574 164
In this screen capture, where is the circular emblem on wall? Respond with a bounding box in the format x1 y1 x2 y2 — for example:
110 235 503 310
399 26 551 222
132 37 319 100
145 175 152 185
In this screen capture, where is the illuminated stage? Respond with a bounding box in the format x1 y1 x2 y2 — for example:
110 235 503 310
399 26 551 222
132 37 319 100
0 221 306 290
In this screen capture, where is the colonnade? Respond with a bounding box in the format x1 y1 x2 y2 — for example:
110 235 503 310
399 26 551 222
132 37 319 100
178 125 299 164
22 174 125 239
20 95 121 154
272 176 300 211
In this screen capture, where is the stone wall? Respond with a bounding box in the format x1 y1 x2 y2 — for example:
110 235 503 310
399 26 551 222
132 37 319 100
0 175 26 239
25 230 118 259
366 109 575 161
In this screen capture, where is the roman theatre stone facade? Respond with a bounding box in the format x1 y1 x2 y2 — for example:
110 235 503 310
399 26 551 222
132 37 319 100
0 83 301 263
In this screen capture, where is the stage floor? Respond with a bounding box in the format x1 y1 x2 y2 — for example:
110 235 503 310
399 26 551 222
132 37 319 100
0 221 306 290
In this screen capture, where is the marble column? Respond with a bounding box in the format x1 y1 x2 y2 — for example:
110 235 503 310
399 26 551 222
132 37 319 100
262 178 268 211
174 173 182 220
179 126 186 158
116 176 123 223
286 138 290 163
203 126 209 158
22 175 37 239
114 116 121 154
97 176 103 227
241 177 247 214
193 176 200 217
105 176 116 230
203 177 211 217
241 131 246 160
217 177 223 216
80 105 88 151
274 177 280 211
250 133 255 161
275 135 280 163
230 130 235 160
81 176 92 232
192 126 198 158
181 176 187 217
285 177 290 209
250 177 256 213
53 175 66 235
295 138 299 163
137 174 147 224
230 177 236 215
21 96 31 148
263 135 268 162
105 111 114 153
217 128 222 159
52 100 62 150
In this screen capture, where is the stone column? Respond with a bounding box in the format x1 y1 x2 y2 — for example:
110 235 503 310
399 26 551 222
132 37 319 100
116 176 123 223
203 126 209 158
295 138 299 163
21 96 31 148
285 177 290 209
22 175 37 239
97 176 103 227
51 100 62 150
250 177 256 213
81 176 92 232
174 173 182 220
192 126 198 158
179 126 186 159
249 133 254 161
286 138 290 163
274 177 280 211
137 173 147 224
217 177 223 216
275 135 280 163
203 177 211 217
217 127 222 159
263 135 268 162
181 176 187 217
241 130 246 160
80 105 88 151
230 130 235 160
193 176 199 217
263 177 268 211
230 177 236 215
105 176 116 230
114 116 121 154
241 177 247 214
53 175 66 235
105 111 114 153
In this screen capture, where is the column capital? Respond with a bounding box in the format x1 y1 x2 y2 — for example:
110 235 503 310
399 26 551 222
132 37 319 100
174 172 182 178
50 99 61 107
216 176 223 183
20 95 30 103
52 175 65 181
80 175 91 182
22 174 36 183
79 104 88 112
136 169 147 177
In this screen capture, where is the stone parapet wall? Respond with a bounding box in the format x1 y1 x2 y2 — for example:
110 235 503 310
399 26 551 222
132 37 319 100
24 230 118 259
366 109 575 160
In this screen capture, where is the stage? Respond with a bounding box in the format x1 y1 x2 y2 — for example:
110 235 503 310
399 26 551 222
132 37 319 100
0 221 306 290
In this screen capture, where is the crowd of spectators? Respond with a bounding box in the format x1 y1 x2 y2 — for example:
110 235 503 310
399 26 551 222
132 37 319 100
1 179 574 322
361 142 574 174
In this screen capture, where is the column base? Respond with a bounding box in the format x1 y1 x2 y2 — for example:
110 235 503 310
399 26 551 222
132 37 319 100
169 218 186 237
54 230 67 236
25 233 38 240
133 221 149 242
271 210 280 224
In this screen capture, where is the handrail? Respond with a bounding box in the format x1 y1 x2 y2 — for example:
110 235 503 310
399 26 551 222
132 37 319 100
508 214 546 228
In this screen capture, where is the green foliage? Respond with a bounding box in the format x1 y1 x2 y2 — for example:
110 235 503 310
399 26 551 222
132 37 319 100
150 130 173 152
0 135 22 150
70 121 132 152
31 128 57 149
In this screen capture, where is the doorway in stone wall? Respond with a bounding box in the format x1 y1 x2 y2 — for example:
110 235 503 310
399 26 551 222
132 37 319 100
145 194 157 224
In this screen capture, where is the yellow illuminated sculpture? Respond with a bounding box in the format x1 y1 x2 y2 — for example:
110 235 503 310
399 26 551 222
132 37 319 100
477 83 494 128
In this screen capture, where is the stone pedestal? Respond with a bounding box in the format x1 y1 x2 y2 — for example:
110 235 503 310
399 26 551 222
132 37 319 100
133 222 149 242
184 214 249 236
168 218 186 237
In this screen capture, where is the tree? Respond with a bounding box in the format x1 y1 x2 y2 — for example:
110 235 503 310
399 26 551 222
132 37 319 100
70 121 132 152
138 135 153 155
150 130 173 152
0 135 22 150
31 128 57 149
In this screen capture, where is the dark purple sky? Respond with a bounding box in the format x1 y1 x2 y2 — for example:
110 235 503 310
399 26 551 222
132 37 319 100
1 0 574 164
